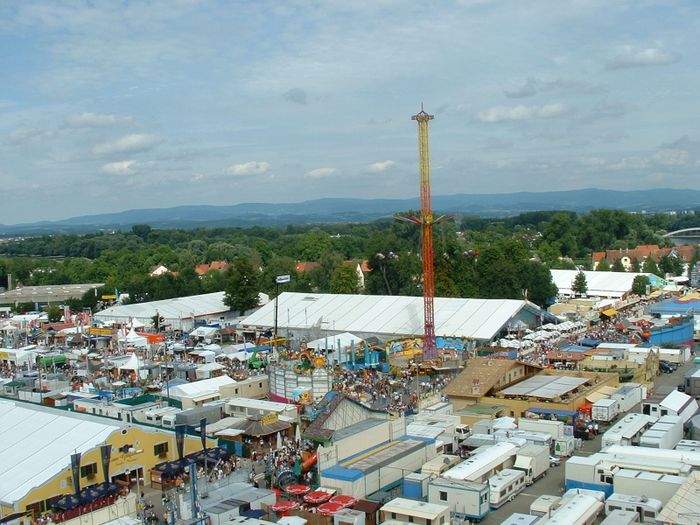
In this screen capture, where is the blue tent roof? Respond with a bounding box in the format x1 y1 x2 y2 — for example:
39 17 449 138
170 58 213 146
647 297 700 316
578 338 601 348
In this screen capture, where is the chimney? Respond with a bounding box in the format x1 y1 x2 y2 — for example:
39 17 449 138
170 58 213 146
6 273 11 291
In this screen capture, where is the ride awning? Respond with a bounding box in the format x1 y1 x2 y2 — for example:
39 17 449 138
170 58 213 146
601 308 617 317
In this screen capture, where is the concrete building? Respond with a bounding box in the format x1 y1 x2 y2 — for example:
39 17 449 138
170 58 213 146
0 283 104 307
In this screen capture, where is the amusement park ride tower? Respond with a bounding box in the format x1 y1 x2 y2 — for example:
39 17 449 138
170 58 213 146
403 105 448 362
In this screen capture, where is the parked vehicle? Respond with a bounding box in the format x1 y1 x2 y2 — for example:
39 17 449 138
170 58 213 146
549 455 562 467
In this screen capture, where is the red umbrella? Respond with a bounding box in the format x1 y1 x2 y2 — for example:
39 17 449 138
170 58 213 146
285 484 311 496
270 500 299 513
304 490 333 504
317 502 344 516
329 495 356 508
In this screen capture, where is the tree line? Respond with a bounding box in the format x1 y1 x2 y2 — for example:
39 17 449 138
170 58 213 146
0 209 697 313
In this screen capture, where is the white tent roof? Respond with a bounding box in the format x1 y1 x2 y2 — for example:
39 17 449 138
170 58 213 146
190 326 219 338
551 269 653 298
123 328 147 347
196 362 225 372
0 400 121 506
239 292 540 342
307 332 364 350
168 375 236 400
116 353 145 371
94 292 230 324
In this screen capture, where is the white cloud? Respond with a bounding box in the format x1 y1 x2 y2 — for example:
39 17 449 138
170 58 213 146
368 160 395 173
64 112 133 128
475 103 570 123
607 47 680 70
306 167 336 178
608 156 650 171
101 160 136 175
93 134 160 155
578 157 607 167
7 127 55 144
225 161 270 176
653 148 688 166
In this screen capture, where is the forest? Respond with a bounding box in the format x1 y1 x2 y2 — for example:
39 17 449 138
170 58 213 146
0 209 697 313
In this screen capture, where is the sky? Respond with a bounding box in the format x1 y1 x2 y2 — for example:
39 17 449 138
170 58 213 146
1 0 699 224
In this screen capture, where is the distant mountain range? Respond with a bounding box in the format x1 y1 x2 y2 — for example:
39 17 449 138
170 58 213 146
2 188 699 235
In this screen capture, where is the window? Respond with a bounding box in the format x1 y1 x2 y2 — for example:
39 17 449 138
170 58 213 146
391 513 396 519
440 517 445 525
259 382 263 388
80 463 98 478
408 517 413 523
481 494 487 504
439 491 447 501
154 442 169 457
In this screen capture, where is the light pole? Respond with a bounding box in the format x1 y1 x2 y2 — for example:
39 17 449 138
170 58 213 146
274 275 290 353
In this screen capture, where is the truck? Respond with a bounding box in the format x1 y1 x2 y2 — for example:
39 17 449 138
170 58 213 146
513 444 549 485
592 398 619 423
421 454 461 478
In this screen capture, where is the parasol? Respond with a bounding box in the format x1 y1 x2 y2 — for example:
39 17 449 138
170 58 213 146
329 495 356 508
303 490 333 504
317 502 344 516
285 484 311 496
270 500 299 513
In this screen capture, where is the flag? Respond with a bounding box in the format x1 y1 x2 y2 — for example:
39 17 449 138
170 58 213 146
175 424 186 460
70 453 81 496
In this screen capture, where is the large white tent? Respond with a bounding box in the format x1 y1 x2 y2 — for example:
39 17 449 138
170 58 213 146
0 400 121 510
239 292 548 342
550 269 655 298
307 332 363 351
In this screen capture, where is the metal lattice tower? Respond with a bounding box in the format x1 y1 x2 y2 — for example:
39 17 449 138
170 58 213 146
411 106 437 361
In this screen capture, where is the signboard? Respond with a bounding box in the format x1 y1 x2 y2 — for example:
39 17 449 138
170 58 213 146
261 413 279 426
88 328 113 336
101 294 117 300
275 275 291 284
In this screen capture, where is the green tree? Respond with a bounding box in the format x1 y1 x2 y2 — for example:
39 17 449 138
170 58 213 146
520 261 558 306
631 275 650 295
224 257 260 315
330 265 360 294
572 271 588 296
47 305 63 322
630 257 641 272
611 259 625 272
642 257 662 277
131 224 152 240
597 258 611 271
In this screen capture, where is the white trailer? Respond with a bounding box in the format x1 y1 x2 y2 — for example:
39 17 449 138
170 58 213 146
443 442 517 483
501 513 539 525
421 454 461 478
600 509 639 525
601 413 656 448
488 468 526 509
612 383 645 413
592 398 619 423
639 415 683 449
513 444 549 485
427 477 489 522
676 439 700 451
542 494 603 525
518 418 565 439
613 469 686 506
530 495 561 519
604 493 662 524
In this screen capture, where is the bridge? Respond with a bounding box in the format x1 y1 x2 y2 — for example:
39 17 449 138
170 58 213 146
663 227 700 246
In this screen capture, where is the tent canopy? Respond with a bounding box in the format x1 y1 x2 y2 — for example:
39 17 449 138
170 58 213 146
307 332 364 351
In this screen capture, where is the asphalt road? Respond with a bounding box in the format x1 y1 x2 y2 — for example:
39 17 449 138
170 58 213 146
479 346 699 524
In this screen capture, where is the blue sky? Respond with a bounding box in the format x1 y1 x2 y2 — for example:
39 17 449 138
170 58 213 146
1 0 699 224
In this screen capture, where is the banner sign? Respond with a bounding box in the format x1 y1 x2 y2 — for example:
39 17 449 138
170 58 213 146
199 418 207 450
70 452 81 496
175 424 186 460
100 444 112 482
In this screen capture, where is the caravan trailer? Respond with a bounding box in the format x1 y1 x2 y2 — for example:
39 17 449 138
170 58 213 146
543 494 603 525
604 493 662 524
488 468 526 509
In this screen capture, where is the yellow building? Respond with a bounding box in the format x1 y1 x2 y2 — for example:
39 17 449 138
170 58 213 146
0 400 208 521
445 358 618 421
